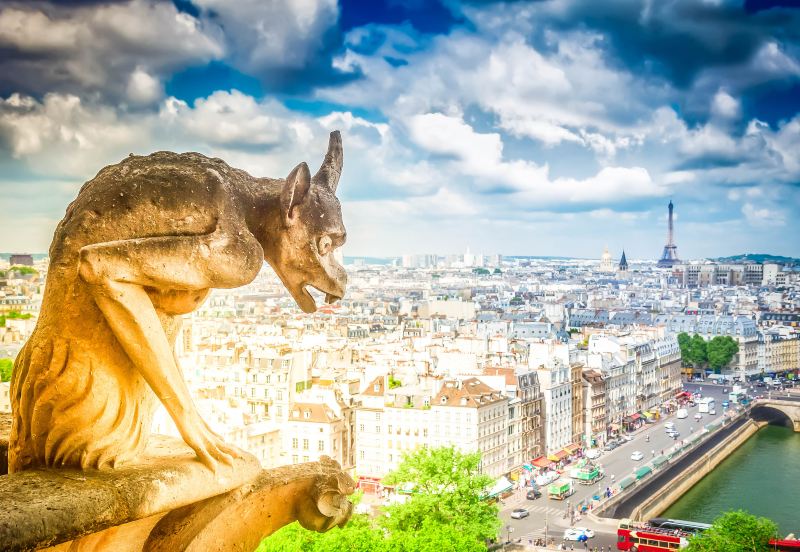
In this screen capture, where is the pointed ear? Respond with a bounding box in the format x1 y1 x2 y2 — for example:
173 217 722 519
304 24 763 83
281 162 311 222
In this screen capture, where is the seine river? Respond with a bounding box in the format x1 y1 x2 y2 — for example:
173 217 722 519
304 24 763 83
663 425 800 535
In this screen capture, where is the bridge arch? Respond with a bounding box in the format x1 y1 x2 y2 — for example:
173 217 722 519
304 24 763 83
749 400 800 432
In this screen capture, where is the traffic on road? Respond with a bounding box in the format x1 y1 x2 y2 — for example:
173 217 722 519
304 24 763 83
497 380 764 549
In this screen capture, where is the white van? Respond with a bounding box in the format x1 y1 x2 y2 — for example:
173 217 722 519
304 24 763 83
676 409 688 419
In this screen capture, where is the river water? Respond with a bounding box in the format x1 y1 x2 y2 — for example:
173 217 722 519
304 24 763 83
663 425 800 535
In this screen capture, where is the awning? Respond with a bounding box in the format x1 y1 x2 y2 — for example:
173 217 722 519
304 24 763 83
553 449 570 461
565 443 581 454
523 463 534 471
619 476 636 490
643 411 655 418
630 413 642 421
486 476 514 498
532 456 553 469
634 466 652 480
675 391 691 398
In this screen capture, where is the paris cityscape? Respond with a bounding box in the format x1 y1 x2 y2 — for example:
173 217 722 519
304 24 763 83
1 1 799 552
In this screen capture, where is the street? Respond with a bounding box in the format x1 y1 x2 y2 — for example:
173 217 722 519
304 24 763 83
498 381 742 548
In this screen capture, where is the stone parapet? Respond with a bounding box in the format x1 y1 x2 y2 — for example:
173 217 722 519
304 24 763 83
0 413 354 552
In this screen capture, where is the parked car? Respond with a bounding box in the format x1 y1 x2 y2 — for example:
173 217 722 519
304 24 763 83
585 449 601 460
694 413 703 421
664 422 676 430
631 451 644 461
510 508 529 519
621 434 633 442
676 409 688 419
526 489 542 500
722 401 730 408
564 528 595 541
604 441 619 451
709 409 717 415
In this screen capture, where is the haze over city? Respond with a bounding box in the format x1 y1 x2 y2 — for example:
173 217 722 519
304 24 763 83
0 0 799 258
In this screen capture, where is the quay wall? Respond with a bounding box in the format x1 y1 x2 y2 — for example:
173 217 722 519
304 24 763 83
595 414 763 521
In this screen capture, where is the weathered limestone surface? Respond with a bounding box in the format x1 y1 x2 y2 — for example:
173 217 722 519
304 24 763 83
0 132 354 551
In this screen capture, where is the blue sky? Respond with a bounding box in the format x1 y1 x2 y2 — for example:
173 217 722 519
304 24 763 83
0 0 799 259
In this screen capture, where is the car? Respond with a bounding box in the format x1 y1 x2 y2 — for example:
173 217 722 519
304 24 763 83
621 434 633 442
631 451 644 461
564 528 595 541
526 489 542 500
709 409 717 415
604 441 619 451
676 409 688 419
585 449 601 459
510 508 529 519
757 382 766 388
694 413 703 421
664 422 676 430
722 401 730 408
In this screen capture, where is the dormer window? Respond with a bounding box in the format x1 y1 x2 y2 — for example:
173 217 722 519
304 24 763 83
374 384 380 392
441 396 447 404
303 410 310 419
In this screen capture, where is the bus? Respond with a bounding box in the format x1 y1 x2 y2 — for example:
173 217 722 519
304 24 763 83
617 519 690 550
698 397 715 414
769 538 800 551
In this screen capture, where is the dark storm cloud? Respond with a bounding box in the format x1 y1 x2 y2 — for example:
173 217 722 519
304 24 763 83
531 0 800 87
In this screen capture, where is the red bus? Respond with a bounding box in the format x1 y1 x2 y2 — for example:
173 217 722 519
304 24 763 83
769 538 800 551
617 519 690 551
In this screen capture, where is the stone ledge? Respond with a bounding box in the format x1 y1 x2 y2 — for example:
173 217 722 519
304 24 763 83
0 431 261 551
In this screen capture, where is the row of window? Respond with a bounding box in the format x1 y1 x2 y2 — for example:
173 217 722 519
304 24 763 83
291 438 326 452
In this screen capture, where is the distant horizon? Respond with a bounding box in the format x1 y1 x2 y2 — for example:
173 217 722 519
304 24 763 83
3 251 799 264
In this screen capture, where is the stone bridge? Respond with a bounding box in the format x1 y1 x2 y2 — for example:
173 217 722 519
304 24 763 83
749 396 800 432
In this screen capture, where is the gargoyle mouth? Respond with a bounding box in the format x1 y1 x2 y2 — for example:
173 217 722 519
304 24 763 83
299 285 343 313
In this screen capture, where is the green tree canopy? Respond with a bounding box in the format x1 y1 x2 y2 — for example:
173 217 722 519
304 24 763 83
686 510 778 552
0 358 12 382
707 336 739 371
381 447 499 542
677 332 691 359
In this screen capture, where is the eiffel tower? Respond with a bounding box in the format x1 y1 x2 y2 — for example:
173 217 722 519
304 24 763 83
657 200 680 268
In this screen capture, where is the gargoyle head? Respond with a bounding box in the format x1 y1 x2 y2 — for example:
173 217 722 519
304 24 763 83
268 131 347 313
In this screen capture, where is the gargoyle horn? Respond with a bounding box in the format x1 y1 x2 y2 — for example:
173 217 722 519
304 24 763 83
312 130 343 193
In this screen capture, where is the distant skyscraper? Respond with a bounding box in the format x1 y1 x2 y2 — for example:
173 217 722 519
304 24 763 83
657 201 681 268
618 250 628 272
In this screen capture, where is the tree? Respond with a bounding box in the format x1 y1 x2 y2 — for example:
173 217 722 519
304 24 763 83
687 334 708 367
387 518 486 552
677 332 692 364
707 336 739 372
0 358 12 383
381 446 500 543
686 510 778 552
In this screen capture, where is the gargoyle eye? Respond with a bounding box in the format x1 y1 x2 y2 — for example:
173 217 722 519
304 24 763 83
318 235 333 256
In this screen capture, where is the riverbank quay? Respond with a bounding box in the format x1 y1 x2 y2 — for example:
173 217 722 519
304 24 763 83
589 403 760 522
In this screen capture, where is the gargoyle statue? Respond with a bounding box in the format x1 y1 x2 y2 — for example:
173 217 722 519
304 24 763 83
9 132 347 472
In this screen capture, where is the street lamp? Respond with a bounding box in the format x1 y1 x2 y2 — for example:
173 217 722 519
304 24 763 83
545 510 549 546
506 524 514 544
